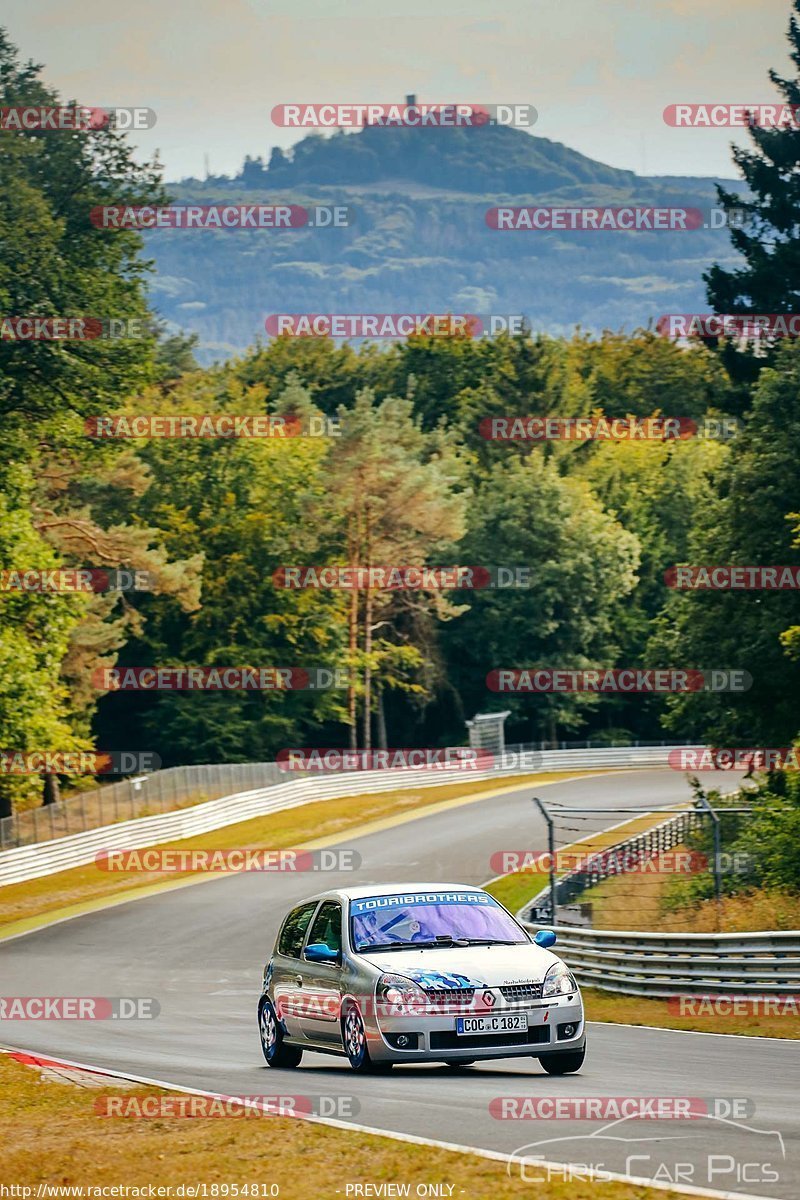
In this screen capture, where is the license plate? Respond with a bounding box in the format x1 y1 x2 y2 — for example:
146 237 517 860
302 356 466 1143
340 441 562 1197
455 1014 527 1035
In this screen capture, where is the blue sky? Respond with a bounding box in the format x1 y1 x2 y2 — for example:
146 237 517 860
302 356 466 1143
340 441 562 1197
4 0 794 180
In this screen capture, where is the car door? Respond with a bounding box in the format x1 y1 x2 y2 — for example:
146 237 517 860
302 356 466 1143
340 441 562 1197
296 900 344 1044
271 899 319 1038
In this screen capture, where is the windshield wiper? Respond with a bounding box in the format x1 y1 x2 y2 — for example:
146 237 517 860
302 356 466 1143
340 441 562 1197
358 942 412 951
459 938 524 945
359 936 470 951
396 936 471 948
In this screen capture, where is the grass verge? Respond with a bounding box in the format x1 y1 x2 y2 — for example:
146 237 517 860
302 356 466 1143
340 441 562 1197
582 987 799 1039
578 866 800 934
1 1051 701 1200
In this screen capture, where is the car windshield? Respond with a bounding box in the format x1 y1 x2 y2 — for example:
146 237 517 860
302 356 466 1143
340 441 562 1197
350 889 528 951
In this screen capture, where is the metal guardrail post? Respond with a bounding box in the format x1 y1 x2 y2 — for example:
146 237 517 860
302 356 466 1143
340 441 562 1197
532 795 556 924
695 792 722 930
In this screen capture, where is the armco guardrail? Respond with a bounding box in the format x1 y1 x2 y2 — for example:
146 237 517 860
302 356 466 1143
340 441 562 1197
0 744 692 887
521 923 800 997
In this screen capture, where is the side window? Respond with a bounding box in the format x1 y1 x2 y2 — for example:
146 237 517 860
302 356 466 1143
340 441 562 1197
277 901 318 958
306 901 343 955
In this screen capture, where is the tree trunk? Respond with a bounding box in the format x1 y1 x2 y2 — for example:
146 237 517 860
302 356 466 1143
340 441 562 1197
376 686 388 749
548 711 558 749
43 772 61 806
362 588 373 750
348 587 358 750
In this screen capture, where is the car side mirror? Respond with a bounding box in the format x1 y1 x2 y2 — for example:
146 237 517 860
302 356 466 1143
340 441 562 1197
534 929 557 948
305 942 341 964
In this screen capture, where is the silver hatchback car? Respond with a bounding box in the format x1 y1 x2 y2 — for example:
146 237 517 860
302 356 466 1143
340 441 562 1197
258 883 585 1073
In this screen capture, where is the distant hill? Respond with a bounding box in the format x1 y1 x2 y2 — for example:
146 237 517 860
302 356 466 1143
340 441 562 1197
147 123 745 363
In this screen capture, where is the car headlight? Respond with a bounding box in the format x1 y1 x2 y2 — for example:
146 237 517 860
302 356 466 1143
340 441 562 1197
542 961 577 998
377 972 429 1015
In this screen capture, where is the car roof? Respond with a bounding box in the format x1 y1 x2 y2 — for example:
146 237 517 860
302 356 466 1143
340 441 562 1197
301 882 489 903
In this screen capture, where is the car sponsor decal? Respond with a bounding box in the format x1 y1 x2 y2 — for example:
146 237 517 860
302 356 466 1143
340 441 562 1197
401 969 487 990
350 891 492 913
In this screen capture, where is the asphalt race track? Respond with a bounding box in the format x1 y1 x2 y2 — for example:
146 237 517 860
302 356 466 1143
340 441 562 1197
1 769 796 1199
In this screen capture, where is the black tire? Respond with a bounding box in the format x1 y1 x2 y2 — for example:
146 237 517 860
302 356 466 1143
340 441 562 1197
259 997 303 1068
540 1045 586 1075
342 1003 382 1072
445 1060 475 1068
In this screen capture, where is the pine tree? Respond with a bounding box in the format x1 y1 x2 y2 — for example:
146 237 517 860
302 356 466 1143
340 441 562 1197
705 1 800 320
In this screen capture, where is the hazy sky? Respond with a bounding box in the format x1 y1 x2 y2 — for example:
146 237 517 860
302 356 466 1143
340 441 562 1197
3 0 795 181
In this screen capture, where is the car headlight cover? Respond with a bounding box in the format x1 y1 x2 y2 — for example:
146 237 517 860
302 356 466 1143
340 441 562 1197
377 972 428 1014
542 960 577 997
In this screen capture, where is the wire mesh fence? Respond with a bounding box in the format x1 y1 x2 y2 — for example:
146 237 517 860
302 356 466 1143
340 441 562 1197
0 762 284 850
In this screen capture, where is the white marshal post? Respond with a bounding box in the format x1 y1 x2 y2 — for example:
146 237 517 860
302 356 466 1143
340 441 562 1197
465 711 511 764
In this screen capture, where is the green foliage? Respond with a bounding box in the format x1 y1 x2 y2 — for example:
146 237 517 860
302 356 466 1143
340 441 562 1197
441 453 640 738
705 1 800 323
653 342 800 743
92 373 349 761
0 30 194 812
663 770 800 913
0 30 164 437
0 468 90 812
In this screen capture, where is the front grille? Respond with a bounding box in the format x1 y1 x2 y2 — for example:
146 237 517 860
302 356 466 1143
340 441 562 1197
430 1026 550 1050
422 988 475 1007
499 983 543 1002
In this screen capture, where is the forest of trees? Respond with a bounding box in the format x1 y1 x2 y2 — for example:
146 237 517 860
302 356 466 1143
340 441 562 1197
3 4 800 819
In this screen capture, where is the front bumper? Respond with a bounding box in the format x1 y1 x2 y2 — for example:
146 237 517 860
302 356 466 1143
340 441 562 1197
366 993 585 1063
